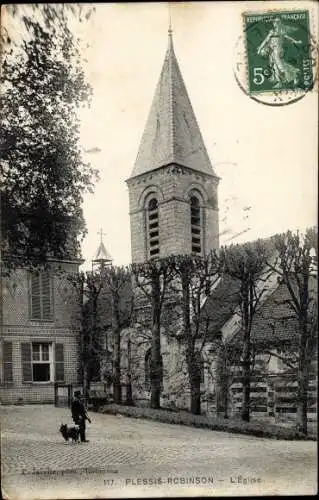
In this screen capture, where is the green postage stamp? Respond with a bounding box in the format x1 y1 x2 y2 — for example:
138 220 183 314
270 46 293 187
243 10 313 93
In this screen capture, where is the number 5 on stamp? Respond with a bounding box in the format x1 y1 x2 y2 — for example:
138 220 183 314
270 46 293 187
243 10 314 93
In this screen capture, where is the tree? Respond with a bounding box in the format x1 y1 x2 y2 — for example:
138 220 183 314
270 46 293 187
132 258 174 409
1 4 97 268
204 334 242 419
68 271 105 400
267 228 317 434
195 273 242 418
125 334 134 406
220 240 272 422
172 252 220 415
102 265 133 405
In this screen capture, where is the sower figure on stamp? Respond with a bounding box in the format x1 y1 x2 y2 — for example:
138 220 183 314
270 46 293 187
257 17 302 88
71 391 91 443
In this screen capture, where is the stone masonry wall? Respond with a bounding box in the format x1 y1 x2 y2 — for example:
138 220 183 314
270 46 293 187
127 164 219 263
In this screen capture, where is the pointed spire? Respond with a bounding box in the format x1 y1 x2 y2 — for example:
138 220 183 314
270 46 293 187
128 24 216 180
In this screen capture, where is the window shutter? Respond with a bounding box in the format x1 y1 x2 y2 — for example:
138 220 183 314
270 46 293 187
21 343 32 382
31 273 41 319
41 272 52 320
3 342 13 383
55 343 64 382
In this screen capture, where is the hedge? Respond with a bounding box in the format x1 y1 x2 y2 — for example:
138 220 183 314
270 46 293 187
100 404 317 441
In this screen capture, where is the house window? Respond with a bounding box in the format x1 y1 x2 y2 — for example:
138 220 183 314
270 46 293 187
190 196 202 254
30 271 53 320
21 342 64 383
147 198 159 258
32 343 52 382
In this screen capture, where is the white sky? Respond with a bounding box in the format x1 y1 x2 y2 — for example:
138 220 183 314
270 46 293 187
77 1 318 268
7 1 318 268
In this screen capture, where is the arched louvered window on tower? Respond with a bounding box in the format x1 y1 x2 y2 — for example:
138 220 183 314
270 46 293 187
147 197 159 258
190 196 202 254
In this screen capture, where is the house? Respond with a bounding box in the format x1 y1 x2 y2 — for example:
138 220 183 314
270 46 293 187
0 256 82 404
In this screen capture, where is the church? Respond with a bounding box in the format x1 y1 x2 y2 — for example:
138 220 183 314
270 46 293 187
1 27 316 423
119 29 316 421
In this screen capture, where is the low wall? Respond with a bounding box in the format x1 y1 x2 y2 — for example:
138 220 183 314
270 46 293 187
0 384 55 405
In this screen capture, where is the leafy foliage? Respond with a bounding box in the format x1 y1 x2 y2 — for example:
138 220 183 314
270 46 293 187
1 4 98 267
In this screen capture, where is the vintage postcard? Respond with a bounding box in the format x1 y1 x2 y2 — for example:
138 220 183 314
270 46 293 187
1 1 318 499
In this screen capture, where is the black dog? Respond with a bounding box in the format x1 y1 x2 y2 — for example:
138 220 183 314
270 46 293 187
59 423 80 443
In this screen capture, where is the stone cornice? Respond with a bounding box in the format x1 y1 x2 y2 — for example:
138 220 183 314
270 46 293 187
126 163 220 187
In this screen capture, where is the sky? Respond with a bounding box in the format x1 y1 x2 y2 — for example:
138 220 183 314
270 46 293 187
7 2 318 268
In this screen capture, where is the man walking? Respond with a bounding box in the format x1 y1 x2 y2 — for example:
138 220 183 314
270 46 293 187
71 391 91 443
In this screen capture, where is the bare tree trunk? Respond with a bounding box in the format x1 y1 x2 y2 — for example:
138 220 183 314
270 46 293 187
215 346 229 418
112 291 122 405
150 275 162 409
241 283 251 423
296 320 309 434
150 314 162 409
186 345 201 415
82 363 90 400
125 374 134 406
186 348 201 415
113 330 121 404
125 338 134 406
241 343 251 422
190 377 201 414
181 276 202 415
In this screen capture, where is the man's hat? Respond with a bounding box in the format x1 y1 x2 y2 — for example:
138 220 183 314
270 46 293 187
74 391 82 398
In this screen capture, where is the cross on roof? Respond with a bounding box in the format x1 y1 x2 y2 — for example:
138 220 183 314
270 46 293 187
97 228 107 243
168 3 173 37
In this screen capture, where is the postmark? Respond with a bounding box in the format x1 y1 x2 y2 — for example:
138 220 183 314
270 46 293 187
234 9 318 105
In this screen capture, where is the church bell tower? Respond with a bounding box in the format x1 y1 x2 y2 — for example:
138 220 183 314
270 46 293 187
126 28 219 263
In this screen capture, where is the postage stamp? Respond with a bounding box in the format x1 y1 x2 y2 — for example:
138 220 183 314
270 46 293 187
243 10 314 94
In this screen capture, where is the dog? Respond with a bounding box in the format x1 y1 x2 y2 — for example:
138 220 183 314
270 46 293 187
59 423 80 443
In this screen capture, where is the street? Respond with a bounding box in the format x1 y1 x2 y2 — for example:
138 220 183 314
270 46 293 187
1 405 317 498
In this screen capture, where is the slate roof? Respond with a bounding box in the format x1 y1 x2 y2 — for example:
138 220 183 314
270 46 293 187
201 274 241 335
93 242 113 264
232 283 300 348
128 31 217 180
201 276 316 348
